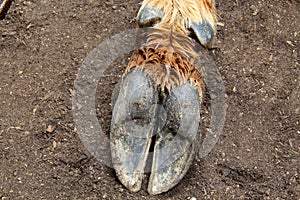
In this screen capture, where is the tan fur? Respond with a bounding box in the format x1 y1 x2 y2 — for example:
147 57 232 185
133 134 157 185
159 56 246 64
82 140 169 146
138 0 217 33
126 47 203 93
125 0 216 98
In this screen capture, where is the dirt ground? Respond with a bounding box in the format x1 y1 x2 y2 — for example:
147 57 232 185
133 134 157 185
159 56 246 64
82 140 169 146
0 0 299 199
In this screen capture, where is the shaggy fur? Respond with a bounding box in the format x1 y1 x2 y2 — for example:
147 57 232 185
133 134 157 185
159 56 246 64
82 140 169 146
125 31 204 93
138 0 216 33
125 0 216 97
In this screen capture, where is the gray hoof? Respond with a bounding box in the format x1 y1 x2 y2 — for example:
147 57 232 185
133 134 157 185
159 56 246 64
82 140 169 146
111 69 201 194
137 5 163 27
190 20 214 47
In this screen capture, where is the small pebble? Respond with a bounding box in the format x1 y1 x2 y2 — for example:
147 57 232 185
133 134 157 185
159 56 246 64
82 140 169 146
291 159 297 165
222 168 231 177
46 124 55 133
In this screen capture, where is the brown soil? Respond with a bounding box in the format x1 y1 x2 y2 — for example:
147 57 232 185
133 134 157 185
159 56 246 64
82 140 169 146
0 0 299 199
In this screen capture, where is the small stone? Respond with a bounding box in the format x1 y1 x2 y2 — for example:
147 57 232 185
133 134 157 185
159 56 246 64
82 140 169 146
291 159 297 165
269 54 273 62
191 197 197 200
114 184 120 189
233 87 237 92
46 125 55 133
52 141 57 149
286 41 293 46
250 5 259 15
68 171 74 176
222 168 231 177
